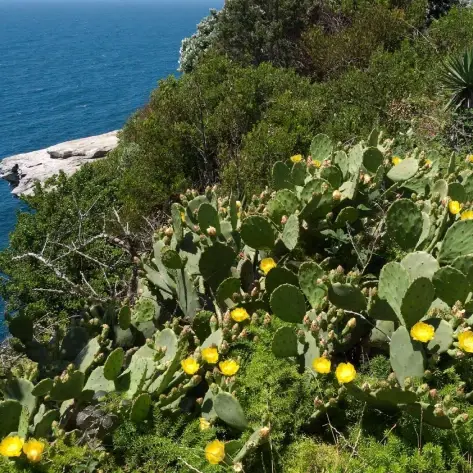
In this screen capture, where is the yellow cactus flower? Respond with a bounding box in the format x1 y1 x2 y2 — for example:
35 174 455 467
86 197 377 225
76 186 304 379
392 156 402 166
335 362 356 384
461 210 473 220
0 436 24 458
219 359 240 376
425 159 432 166
312 357 331 374
181 358 200 375
23 439 45 463
449 200 461 215
467 154 473 163
410 322 435 343
458 331 473 353
313 159 322 168
180 211 186 223
201 347 219 364
199 417 211 431
231 307 250 323
260 257 277 275
205 439 225 464
290 154 303 163
236 200 242 209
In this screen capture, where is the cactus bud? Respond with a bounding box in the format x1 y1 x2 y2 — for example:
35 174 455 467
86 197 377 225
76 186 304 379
362 382 371 392
363 174 371 185
434 406 445 417
332 189 342 201
429 388 437 399
164 227 174 237
233 463 244 472
314 397 324 408
250 286 259 297
207 226 217 237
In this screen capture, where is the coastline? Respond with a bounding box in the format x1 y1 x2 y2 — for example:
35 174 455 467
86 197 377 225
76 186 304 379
0 130 119 196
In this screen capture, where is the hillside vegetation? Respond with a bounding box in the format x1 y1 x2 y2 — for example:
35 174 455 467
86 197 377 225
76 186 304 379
3 0 473 472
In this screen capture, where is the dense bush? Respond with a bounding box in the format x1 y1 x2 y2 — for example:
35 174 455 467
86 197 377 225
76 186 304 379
4 132 473 472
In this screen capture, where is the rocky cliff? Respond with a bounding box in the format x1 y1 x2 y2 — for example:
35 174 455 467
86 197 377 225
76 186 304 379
0 131 119 195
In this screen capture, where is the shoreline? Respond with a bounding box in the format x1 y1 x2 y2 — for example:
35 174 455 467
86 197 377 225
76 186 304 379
0 130 119 196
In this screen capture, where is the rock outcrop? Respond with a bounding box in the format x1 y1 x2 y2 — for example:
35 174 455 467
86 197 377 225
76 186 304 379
0 131 119 195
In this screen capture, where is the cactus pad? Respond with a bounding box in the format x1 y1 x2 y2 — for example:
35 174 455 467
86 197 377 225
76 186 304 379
199 242 236 291
401 251 439 281
390 326 425 388
335 206 358 227
281 214 299 250
404 402 452 429
50 371 85 401
104 348 125 381
130 393 151 423
386 199 423 251
320 165 342 189
298 261 326 309
439 220 473 264
425 318 453 354
271 326 298 358
214 391 248 431
334 150 349 178
161 247 184 270
363 147 384 173
272 161 293 190
241 216 276 250
0 400 22 437
32 378 54 397
378 262 410 319
310 134 332 162
348 143 364 176
198 203 221 236
4 378 37 421
291 161 307 186
171 203 184 242
452 255 473 288
400 277 435 327
433 266 469 306
216 277 241 308
270 284 306 323
75 336 101 373
267 189 300 224
386 158 418 182
265 267 298 295
328 283 367 312
432 179 448 200
448 182 467 203
8 314 33 343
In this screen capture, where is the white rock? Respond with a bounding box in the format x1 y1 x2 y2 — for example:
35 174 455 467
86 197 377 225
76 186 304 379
0 131 119 195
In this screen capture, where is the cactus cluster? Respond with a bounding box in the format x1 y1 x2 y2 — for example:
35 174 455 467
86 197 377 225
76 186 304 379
4 130 473 470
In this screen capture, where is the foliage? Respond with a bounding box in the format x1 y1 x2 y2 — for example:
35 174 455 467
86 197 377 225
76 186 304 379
4 131 473 472
440 47 473 110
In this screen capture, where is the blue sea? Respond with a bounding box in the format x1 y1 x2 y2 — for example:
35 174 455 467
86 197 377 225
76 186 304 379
0 0 223 339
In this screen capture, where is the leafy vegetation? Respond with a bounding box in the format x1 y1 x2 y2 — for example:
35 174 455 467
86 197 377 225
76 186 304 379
4 0 473 471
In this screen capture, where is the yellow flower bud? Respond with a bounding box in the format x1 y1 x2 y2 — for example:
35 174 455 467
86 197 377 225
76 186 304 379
199 417 211 431
392 156 402 166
